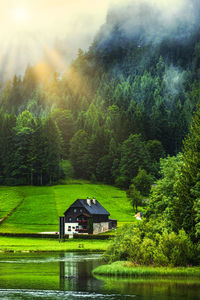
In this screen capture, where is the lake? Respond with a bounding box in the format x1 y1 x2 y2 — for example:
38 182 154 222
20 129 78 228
0 252 200 299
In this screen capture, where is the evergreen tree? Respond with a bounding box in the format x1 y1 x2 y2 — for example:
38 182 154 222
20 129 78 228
119 134 150 187
173 105 200 240
69 130 90 178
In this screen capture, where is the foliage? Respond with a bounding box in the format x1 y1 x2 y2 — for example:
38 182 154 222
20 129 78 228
103 223 198 267
126 184 143 213
87 218 94 234
119 134 150 187
60 160 74 179
145 155 183 225
172 104 200 240
132 168 154 197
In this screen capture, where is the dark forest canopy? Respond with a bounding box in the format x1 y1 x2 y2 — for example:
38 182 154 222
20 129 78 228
1 0 200 186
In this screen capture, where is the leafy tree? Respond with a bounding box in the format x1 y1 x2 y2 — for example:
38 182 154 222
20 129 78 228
132 168 154 197
146 155 182 226
126 184 143 213
104 223 197 266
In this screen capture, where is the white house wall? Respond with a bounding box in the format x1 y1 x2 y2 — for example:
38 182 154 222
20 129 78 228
65 223 79 234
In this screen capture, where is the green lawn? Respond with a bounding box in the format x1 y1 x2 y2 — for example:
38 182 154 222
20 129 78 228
0 236 108 252
0 181 136 233
0 186 58 233
0 187 23 219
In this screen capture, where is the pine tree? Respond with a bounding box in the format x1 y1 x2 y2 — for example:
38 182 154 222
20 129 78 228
173 104 200 240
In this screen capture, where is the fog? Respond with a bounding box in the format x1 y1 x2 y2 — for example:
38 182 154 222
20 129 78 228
0 0 199 80
97 0 200 49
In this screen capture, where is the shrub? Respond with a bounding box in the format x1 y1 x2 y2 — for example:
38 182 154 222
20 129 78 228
103 223 198 266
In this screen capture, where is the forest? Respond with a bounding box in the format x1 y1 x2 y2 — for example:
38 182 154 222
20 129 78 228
0 0 200 265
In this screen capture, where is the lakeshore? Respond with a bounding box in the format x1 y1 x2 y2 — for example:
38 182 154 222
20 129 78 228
93 261 200 277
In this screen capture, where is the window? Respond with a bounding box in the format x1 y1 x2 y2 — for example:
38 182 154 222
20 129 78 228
72 227 75 229
68 217 72 222
68 226 71 231
74 208 77 213
76 217 79 221
80 209 83 213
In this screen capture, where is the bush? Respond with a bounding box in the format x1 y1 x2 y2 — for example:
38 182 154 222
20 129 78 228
103 223 198 266
154 229 196 266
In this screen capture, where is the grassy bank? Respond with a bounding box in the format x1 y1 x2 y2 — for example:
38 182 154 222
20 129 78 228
0 181 136 233
0 187 23 220
0 236 108 252
93 261 200 277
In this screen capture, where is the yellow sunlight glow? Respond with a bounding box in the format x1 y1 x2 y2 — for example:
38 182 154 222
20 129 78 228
0 0 110 81
11 6 29 22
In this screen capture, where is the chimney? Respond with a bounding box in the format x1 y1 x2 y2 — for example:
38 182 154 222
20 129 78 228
87 198 91 206
92 198 96 204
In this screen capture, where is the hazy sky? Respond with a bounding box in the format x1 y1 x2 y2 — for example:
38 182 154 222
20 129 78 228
0 0 113 79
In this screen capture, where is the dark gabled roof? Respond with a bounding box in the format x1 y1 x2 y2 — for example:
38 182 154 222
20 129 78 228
64 199 110 216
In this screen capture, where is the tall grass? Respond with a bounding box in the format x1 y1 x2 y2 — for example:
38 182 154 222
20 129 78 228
93 261 200 277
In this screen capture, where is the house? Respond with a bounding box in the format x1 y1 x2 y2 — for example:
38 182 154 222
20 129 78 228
64 198 117 234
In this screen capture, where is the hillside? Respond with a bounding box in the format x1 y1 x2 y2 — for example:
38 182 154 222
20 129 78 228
0 182 134 233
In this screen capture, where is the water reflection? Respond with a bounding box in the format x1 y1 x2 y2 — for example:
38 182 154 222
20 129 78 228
59 253 103 292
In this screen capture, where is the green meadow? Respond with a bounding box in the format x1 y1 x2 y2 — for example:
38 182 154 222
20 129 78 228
0 236 108 252
0 187 23 219
0 181 135 234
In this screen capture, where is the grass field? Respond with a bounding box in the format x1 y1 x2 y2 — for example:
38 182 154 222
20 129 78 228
93 261 200 277
0 236 108 252
0 187 23 219
0 181 136 233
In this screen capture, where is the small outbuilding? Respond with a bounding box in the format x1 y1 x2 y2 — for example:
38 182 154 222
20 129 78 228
64 198 117 234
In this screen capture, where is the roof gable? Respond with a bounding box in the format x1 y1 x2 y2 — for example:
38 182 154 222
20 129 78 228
64 199 110 216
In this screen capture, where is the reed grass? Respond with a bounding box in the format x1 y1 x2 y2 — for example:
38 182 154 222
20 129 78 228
93 261 200 277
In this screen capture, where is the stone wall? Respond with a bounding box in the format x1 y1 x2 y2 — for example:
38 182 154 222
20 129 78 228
93 222 109 234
